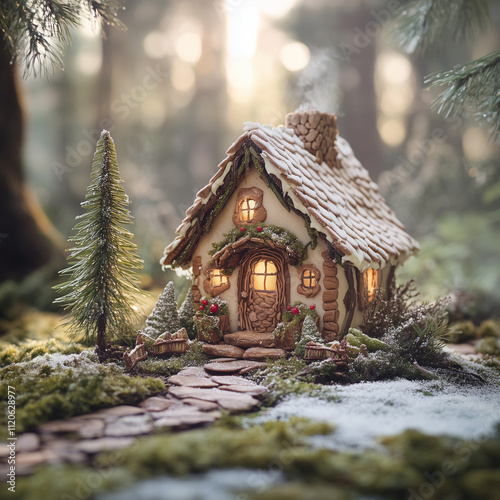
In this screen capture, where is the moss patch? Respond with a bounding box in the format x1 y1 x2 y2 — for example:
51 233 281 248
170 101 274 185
16 420 500 500
137 340 209 377
209 225 308 266
0 338 87 368
0 351 164 438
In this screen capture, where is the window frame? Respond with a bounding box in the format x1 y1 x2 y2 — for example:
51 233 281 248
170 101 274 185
297 264 321 298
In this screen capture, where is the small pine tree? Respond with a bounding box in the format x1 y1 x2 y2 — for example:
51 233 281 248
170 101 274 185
54 131 143 357
145 281 181 338
178 288 195 339
295 315 322 357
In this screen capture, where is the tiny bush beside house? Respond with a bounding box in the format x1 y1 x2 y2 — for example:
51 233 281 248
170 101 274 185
160 111 419 359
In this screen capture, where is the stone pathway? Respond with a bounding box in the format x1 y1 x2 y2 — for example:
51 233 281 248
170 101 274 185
0 359 268 477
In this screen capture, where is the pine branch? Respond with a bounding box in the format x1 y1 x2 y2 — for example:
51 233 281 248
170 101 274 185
0 0 124 77
391 0 491 55
425 50 500 143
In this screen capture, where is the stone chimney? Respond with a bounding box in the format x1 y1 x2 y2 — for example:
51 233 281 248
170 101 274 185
285 110 338 168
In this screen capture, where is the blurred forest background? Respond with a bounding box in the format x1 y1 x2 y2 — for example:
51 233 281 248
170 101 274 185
1 0 499 325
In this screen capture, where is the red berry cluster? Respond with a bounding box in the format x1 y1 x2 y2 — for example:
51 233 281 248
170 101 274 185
199 298 219 315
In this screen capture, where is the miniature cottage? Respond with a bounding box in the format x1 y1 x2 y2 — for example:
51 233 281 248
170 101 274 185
161 111 418 350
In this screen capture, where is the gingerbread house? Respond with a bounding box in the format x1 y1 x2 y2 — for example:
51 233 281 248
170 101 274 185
161 111 418 347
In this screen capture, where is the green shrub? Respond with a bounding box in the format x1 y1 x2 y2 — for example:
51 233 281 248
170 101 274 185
0 351 164 437
478 319 500 339
477 337 500 356
447 320 478 343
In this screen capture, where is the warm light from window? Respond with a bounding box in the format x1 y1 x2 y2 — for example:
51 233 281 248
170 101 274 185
211 269 228 288
301 269 316 289
240 198 256 223
252 260 277 292
365 269 379 301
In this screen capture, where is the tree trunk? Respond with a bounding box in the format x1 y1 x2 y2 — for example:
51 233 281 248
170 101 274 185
96 312 107 360
0 47 65 281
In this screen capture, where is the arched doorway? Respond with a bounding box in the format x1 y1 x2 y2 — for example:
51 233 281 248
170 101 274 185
238 249 289 332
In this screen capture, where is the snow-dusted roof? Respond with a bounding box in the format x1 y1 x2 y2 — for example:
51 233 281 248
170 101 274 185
161 113 419 271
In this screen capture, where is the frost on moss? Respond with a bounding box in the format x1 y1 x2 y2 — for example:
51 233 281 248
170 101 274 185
0 351 164 437
248 357 336 405
0 338 86 368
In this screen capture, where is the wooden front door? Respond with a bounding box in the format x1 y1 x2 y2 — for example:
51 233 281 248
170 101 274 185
238 250 289 332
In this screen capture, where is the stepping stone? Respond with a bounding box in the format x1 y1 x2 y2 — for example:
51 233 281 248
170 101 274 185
211 375 257 386
176 367 210 378
183 398 219 411
39 419 83 434
208 357 239 363
168 386 227 402
203 344 245 358
16 433 40 453
168 386 259 413
105 415 153 437
219 385 267 396
78 419 105 439
217 394 260 412
155 411 221 429
169 375 218 388
243 347 286 360
15 450 58 469
224 331 275 349
203 360 265 375
93 405 146 419
75 437 134 455
139 397 173 412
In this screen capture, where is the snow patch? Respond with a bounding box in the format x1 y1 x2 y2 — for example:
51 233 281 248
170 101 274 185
258 378 500 450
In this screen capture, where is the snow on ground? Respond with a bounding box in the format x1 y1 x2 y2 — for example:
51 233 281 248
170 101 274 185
98 469 283 500
258 378 500 450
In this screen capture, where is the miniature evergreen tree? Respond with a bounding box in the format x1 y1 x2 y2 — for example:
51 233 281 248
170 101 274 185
145 281 181 338
54 130 143 358
178 288 196 339
295 315 322 357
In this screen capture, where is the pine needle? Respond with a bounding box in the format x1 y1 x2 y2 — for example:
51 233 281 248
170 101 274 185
425 50 500 143
390 0 491 55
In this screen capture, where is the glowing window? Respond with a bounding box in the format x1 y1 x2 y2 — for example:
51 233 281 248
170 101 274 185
251 259 277 292
364 269 379 301
301 269 317 289
239 198 256 223
210 269 228 288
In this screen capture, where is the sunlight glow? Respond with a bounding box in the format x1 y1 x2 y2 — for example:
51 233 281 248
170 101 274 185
378 118 406 147
257 0 298 18
226 58 254 103
226 1 260 59
378 52 412 84
77 47 102 75
171 60 196 93
379 84 414 114
144 31 170 59
175 32 202 64
280 41 310 72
